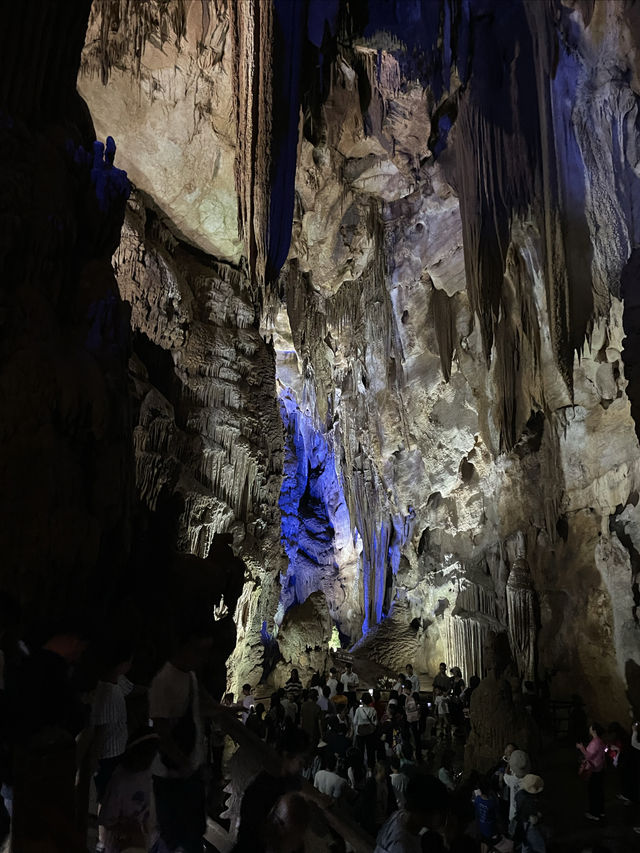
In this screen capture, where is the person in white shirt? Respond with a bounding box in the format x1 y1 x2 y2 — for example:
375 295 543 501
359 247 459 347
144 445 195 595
438 749 456 791
403 685 422 761
99 726 160 853
149 627 213 853
389 756 409 808
434 687 450 738
503 749 530 827
405 664 419 694
392 674 406 694
313 752 348 799
326 667 339 698
353 692 378 769
90 645 134 804
340 662 359 700
240 683 255 724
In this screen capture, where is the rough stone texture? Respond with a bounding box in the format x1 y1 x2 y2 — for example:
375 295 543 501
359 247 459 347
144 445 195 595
77 0 640 721
112 190 285 691
275 590 333 681
464 671 541 773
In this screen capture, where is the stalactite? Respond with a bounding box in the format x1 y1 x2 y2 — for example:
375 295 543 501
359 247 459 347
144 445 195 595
431 286 456 382
506 535 538 682
82 0 190 85
445 616 489 682
229 0 273 288
444 579 502 680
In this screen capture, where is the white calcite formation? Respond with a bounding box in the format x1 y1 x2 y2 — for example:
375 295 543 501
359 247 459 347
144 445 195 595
79 0 640 719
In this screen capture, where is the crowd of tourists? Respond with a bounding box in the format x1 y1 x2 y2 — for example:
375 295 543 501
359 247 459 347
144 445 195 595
0 600 639 853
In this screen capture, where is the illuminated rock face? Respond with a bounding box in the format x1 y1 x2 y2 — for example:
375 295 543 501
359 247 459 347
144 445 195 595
78 1 241 263
79 0 640 717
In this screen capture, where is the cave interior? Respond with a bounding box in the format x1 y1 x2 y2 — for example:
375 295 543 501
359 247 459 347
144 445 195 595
1 0 640 778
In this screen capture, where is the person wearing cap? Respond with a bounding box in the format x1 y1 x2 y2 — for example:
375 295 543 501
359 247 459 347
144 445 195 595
514 774 545 852
99 727 160 853
503 749 531 832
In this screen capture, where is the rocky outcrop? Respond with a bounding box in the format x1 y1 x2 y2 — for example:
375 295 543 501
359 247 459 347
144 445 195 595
113 191 285 689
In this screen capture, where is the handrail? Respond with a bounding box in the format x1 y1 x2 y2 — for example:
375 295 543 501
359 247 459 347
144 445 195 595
210 705 376 853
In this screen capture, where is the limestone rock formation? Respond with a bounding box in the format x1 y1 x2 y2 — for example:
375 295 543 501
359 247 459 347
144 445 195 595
73 0 640 722
465 671 541 773
274 590 333 683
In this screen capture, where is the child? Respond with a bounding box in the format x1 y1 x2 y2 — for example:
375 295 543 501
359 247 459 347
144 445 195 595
472 776 499 849
99 727 159 853
434 687 450 739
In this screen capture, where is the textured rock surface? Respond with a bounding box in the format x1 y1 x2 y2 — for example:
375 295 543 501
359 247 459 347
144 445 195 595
76 0 640 721
113 190 285 690
275 590 333 681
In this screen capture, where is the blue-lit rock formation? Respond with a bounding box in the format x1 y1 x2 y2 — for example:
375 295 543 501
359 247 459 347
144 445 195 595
273 319 361 642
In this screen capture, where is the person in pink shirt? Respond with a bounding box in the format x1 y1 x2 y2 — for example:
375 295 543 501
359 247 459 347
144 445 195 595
577 721 607 821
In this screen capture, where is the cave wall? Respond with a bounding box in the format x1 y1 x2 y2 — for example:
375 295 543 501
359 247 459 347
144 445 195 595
0 0 134 630
76 0 640 718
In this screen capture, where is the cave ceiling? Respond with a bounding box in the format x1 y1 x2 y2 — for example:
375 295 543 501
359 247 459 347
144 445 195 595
73 0 640 718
